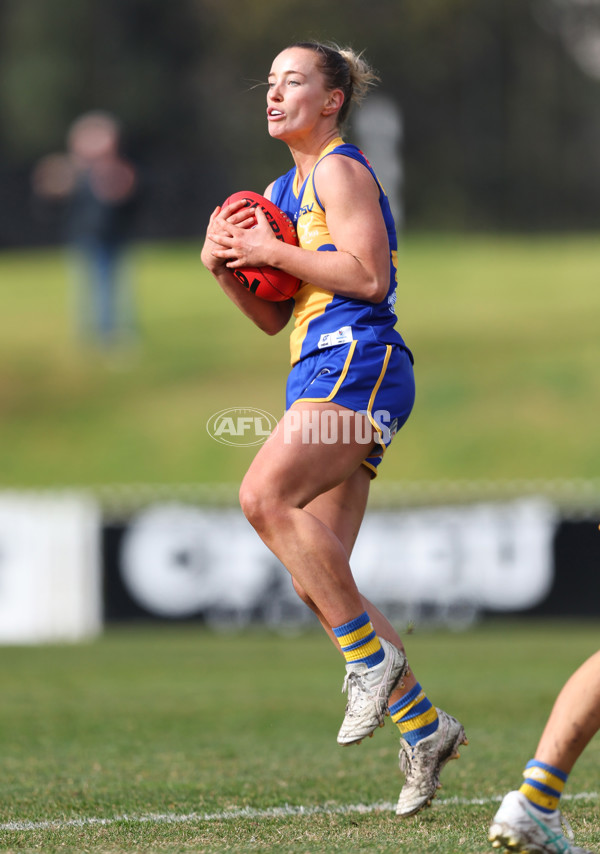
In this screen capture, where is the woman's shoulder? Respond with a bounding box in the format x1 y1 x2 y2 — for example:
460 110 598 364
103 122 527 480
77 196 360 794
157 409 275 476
314 144 375 189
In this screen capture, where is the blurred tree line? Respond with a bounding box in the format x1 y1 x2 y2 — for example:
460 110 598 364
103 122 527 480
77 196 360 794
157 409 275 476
1 0 600 247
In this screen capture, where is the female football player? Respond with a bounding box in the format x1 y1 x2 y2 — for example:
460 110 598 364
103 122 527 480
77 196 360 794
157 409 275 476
489 650 600 853
201 41 466 816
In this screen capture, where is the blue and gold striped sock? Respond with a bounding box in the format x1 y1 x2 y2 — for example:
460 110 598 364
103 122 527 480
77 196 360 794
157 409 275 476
519 759 568 813
389 682 439 746
332 612 384 669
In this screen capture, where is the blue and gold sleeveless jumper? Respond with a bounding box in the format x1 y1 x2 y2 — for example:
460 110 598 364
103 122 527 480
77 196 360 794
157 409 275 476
271 137 415 475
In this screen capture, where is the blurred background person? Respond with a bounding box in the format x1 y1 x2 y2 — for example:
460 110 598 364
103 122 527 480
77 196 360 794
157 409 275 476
32 111 139 350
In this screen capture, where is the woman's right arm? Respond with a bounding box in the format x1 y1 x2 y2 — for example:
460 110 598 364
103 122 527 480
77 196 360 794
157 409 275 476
201 202 294 336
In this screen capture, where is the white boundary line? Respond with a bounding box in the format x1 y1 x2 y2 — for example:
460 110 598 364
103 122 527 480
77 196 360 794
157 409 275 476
0 793 597 833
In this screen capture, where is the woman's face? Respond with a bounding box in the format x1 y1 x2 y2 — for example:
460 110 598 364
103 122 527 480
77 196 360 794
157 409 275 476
266 47 337 143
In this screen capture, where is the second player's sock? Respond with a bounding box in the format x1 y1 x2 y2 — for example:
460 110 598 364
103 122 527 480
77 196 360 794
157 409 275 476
519 759 568 813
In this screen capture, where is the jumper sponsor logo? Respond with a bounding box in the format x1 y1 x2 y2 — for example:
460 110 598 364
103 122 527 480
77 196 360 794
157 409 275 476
299 203 314 216
317 325 353 348
206 407 278 446
283 409 392 446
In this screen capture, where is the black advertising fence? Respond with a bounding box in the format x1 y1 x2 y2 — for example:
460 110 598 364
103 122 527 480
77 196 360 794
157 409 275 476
99 481 600 628
0 484 596 644
539 519 600 617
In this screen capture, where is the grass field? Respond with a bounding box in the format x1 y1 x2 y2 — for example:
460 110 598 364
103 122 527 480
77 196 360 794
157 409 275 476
0 234 599 491
0 621 598 853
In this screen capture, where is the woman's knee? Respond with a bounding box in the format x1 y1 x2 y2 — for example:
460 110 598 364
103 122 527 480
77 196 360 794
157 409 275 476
239 474 282 532
239 477 263 526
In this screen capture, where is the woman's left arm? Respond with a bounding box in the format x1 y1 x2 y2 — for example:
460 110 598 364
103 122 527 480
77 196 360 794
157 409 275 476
299 153 392 302
210 155 391 304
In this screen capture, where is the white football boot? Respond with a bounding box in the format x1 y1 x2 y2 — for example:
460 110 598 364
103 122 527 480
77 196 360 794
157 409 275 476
337 637 407 746
396 708 467 817
489 790 593 853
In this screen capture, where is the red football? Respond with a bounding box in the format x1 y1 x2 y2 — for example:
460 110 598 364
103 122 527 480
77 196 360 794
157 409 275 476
221 190 301 301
